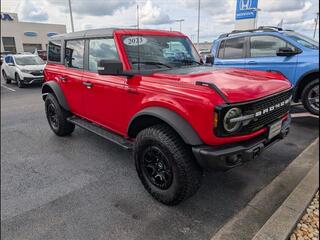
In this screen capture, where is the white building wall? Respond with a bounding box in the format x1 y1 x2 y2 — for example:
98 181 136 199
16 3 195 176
1 13 66 53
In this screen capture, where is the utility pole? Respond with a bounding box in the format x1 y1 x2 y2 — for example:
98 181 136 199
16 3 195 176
314 12 319 39
197 0 200 48
68 0 74 32
137 4 140 29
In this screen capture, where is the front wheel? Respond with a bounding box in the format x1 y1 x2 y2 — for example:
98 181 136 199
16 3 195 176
16 74 24 88
134 124 203 205
45 93 75 136
301 79 319 115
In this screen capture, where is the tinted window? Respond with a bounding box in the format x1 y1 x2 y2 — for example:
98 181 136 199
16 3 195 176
65 40 84 69
5 56 13 63
89 38 119 72
48 40 62 62
218 41 225 58
2 37 16 53
250 36 295 57
222 37 245 59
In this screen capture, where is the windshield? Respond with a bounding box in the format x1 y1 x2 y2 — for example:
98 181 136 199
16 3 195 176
122 35 201 70
14 56 44 66
285 31 319 50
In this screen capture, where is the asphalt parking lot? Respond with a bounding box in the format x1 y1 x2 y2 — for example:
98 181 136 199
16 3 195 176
1 81 319 240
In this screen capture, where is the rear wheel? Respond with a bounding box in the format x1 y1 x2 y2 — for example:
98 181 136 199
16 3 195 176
2 71 11 84
45 93 75 136
16 74 24 88
301 79 319 115
134 124 202 205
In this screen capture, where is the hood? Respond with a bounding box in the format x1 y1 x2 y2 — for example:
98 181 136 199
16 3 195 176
152 66 292 103
18 64 45 71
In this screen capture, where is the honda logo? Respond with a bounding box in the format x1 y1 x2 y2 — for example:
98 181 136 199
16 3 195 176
240 0 254 10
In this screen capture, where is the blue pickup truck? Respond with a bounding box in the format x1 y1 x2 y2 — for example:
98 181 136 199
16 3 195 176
211 26 319 115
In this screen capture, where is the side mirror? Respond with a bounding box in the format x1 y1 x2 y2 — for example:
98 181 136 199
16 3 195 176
276 47 299 57
97 59 124 75
205 55 214 65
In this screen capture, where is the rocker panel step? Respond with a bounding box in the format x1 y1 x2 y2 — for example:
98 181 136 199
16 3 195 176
67 116 133 150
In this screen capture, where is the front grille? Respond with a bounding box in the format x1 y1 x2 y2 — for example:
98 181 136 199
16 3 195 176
30 70 43 76
215 88 292 136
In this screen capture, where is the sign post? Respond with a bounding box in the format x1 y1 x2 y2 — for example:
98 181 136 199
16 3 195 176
235 0 259 30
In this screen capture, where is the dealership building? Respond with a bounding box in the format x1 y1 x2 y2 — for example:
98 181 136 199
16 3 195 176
1 12 66 54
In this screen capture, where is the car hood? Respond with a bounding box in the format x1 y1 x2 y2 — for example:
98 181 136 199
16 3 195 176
18 64 45 71
152 66 292 103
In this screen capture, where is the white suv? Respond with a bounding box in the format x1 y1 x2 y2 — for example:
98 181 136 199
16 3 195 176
1 54 45 88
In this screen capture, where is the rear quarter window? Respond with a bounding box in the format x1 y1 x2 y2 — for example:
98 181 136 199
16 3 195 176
48 40 62 63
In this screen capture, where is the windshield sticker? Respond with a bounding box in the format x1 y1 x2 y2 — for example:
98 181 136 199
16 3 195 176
123 36 147 46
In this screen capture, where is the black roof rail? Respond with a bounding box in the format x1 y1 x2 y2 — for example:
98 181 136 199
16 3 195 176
218 26 290 39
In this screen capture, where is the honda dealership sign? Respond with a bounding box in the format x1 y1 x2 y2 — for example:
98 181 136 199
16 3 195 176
235 0 259 20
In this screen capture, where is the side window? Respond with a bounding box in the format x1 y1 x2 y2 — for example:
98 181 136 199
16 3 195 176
250 36 295 57
221 37 245 59
48 40 62 62
218 40 225 58
65 40 84 69
89 38 119 72
5 56 11 63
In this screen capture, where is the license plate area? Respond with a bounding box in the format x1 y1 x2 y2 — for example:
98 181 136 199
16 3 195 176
268 120 282 140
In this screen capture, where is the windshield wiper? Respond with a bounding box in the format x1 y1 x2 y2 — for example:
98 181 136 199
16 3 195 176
132 61 172 68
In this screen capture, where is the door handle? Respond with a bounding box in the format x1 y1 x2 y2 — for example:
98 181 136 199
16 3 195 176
83 81 93 88
59 76 67 82
248 61 258 65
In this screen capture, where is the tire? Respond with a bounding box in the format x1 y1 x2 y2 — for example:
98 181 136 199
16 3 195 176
301 79 319 116
2 71 11 84
16 74 24 88
134 124 202 205
45 93 75 136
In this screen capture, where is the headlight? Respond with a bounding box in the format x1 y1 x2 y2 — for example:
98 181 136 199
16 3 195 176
223 108 242 132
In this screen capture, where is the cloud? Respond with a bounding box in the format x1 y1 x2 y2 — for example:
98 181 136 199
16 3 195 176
48 0 134 16
19 0 49 22
140 0 174 25
260 0 309 12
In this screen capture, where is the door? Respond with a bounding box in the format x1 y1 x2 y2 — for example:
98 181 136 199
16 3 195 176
245 35 298 81
5 56 15 78
82 38 127 134
58 39 85 116
214 37 246 68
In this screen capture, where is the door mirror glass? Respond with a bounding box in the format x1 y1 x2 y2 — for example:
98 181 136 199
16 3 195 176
276 47 299 57
98 59 124 75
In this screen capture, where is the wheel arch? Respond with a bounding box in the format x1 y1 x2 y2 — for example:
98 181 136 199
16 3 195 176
127 107 203 146
42 81 70 111
293 70 319 102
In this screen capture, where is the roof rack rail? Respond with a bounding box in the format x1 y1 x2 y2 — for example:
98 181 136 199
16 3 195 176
218 26 287 39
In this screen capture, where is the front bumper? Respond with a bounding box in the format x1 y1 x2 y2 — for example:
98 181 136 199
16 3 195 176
22 77 44 84
192 116 291 171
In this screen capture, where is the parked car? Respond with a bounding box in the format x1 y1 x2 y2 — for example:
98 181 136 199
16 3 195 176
33 49 47 61
211 26 319 115
42 28 292 205
1 54 45 88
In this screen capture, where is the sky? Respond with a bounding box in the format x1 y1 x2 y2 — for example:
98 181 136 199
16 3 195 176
2 0 319 42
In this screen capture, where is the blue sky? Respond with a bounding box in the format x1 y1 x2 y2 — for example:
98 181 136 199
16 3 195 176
2 0 319 42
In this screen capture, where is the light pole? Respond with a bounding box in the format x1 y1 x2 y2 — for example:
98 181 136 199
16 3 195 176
314 12 319 39
197 0 200 47
68 0 74 32
174 19 185 32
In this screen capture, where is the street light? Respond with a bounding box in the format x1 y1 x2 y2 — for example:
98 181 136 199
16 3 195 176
68 0 74 32
314 12 319 39
197 0 200 47
173 19 185 32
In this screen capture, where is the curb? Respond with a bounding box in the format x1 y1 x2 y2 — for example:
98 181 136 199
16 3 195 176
252 162 319 240
211 138 319 240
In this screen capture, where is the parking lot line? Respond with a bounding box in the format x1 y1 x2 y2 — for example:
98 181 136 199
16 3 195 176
1 84 16 92
291 112 319 119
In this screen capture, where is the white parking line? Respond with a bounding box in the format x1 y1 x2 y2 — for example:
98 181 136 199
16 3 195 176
291 112 319 119
1 84 16 92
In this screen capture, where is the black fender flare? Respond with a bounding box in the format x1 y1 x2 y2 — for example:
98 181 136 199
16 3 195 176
293 69 319 101
128 107 203 146
42 81 70 111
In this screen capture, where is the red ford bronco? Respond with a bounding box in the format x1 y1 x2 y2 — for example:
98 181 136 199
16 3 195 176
43 28 292 205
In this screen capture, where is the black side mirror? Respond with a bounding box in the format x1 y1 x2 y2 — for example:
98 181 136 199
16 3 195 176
276 47 299 57
98 59 124 75
205 55 214 64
